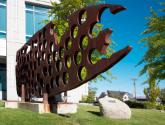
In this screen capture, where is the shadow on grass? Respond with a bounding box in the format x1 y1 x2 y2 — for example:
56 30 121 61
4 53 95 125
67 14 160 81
58 114 71 118
87 111 101 116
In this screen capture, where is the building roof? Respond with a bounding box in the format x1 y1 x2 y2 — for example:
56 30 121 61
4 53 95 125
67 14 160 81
107 90 133 98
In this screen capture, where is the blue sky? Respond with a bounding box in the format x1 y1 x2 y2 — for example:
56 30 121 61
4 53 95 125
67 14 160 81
90 0 165 97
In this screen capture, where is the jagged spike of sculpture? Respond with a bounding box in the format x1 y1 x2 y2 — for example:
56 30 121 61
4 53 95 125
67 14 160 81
16 4 132 100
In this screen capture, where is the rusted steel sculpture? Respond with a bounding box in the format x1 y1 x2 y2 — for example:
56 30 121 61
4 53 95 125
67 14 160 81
16 4 132 101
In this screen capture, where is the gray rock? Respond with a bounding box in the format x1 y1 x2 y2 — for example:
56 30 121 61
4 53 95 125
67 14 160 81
96 92 107 102
98 96 131 119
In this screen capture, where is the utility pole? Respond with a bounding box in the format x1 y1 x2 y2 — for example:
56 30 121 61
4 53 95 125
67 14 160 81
132 78 137 100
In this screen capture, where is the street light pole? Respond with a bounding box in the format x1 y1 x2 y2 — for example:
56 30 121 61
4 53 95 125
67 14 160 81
132 78 137 100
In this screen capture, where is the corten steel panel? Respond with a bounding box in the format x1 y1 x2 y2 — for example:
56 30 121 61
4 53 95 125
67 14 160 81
16 4 132 100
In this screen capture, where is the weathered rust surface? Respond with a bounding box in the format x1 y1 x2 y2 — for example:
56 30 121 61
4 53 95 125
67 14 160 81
16 4 132 100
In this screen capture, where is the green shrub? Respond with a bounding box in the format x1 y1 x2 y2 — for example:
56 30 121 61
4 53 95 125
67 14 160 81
144 102 156 109
81 96 87 103
163 105 165 110
0 101 5 107
156 104 164 110
125 101 146 109
80 88 96 103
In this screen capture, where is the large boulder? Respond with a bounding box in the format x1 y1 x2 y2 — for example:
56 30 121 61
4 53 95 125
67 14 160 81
98 96 131 119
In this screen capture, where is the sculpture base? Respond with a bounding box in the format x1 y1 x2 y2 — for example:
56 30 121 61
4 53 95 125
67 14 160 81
5 101 50 114
5 101 77 114
51 102 78 114
5 101 18 109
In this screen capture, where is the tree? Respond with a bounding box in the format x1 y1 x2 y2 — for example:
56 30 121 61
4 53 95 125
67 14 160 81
159 88 165 105
138 3 165 82
49 0 98 40
82 87 96 103
143 68 160 104
138 3 165 106
49 0 114 82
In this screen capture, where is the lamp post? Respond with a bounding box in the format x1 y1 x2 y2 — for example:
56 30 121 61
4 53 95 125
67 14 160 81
132 78 137 100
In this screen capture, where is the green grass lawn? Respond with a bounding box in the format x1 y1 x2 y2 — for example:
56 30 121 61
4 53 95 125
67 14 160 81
0 104 165 125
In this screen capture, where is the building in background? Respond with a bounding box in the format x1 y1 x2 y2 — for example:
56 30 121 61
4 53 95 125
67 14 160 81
0 0 7 100
107 90 134 101
0 0 88 103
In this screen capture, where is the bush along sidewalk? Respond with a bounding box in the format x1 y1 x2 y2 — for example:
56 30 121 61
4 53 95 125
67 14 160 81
125 101 165 110
0 101 5 107
125 101 146 109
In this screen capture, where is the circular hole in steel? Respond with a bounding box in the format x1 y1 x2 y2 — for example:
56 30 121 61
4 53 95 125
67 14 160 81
33 41 38 48
63 72 69 84
26 88 30 99
38 87 42 96
56 60 62 72
50 78 57 88
35 84 38 91
80 10 87 24
39 43 43 51
38 57 41 65
35 51 38 58
31 89 34 94
47 54 51 64
37 74 40 82
59 47 65 59
26 46 30 54
47 54 50 64
74 51 82 65
65 38 72 50
66 56 72 69
50 28 54 35
50 78 54 88
59 76 63 85
78 66 87 81
27 55 30 62
40 78 44 88
48 65 52 75
43 40 47 49
43 28 46 37
50 54 53 63
22 49 25 54
43 67 47 76
90 23 102 38
72 26 78 38
89 49 101 64
50 42 54 52
53 51 59 61
42 52 46 60
80 36 88 50
56 76 60 87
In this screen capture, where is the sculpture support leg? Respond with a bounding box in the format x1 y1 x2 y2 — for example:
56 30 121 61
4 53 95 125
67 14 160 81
64 91 67 103
43 93 50 113
21 84 25 102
